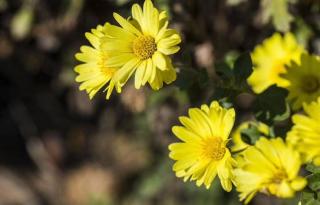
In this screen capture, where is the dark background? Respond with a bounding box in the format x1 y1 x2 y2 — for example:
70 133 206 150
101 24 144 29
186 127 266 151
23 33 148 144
0 0 319 204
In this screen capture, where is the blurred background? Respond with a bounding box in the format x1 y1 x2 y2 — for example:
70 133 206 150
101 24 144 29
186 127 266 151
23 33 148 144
1 0 320 204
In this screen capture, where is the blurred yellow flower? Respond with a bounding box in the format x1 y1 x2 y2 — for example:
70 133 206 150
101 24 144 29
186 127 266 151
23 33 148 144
287 97 320 166
247 32 304 93
102 0 181 91
168 101 236 191
281 53 320 110
74 24 119 99
231 121 269 152
234 137 306 204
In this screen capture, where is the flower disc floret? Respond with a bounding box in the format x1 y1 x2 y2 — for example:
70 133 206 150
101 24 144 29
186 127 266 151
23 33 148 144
133 36 157 60
201 137 226 160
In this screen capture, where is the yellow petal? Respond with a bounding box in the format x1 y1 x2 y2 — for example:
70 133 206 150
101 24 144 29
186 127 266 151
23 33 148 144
158 46 180 55
106 53 135 68
290 177 307 191
85 32 100 49
152 51 167 70
132 4 143 25
142 58 153 84
172 126 201 142
113 12 141 36
158 34 181 49
134 60 146 89
142 0 159 36
104 23 136 40
113 58 140 84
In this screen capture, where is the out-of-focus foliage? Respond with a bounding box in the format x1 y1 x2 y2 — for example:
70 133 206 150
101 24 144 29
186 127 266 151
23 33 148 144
259 0 297 32
1 0 320 204
10 0 35 40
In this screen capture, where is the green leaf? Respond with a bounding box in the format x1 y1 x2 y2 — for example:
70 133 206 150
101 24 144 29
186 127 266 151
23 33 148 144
273 102 291 122
240 123 265 145
211 88 237 104
233 52 252 86
301 190 314 204
197 69 209 89
175 68 209 91
300 190 320 205
175 68 198 90
305 199 320 205
218 98 234 109
215 62 233 80
308 174 320 191
214 52 252 93
306 164 320 174
253 85 289 125
212 52 253 104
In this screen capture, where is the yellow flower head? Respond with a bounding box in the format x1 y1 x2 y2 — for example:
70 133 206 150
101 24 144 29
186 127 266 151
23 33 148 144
74 24 119 99
281 53 320 110
168 101 236 191
102 0 181 90
287 97 320 166
247 32 304 93
234 137 306 204
231 121 269 152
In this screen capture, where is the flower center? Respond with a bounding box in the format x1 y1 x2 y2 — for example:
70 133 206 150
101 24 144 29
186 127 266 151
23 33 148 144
133 35 157 60
201 137 226 160
271 169 288 184
301 75 320 94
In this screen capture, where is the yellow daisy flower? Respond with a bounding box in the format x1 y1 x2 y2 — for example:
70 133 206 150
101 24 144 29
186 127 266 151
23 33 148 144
247 32 304 93
231 121 269 152
74 24 119 99
102 0 181 90
281 54 320 110
287 97 320 166
168 101 236 191
234 137 306 204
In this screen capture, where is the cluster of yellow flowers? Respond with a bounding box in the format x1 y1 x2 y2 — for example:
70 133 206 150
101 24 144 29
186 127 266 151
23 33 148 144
169 32 320 203
74 1 320 204
169 101 312 204
74 0 181 99
169 100 320 204
248 32 320 110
